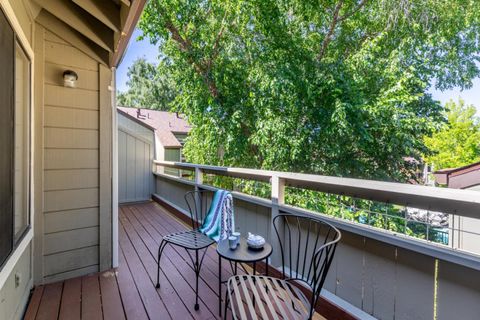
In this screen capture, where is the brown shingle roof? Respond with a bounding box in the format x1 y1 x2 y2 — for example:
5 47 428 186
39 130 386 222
118 107 191 148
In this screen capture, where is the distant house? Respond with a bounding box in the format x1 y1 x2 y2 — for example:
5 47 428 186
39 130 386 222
433 161 480 255
433 161 480 190
117 107 191 203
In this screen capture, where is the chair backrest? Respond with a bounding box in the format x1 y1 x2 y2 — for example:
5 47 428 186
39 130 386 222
184 190 211 230
273 213 341 317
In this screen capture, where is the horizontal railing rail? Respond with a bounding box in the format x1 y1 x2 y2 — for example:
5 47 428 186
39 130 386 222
154 160 480 219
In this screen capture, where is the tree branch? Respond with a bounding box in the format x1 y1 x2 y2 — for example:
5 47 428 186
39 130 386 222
205 12 228 71
317 1 344 61
155 1 219 98
338 0 368 22
317 0 369 61
166 20 220 97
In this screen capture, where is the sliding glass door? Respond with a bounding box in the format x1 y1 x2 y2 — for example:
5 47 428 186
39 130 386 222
0 8 15 268
0 8 31 269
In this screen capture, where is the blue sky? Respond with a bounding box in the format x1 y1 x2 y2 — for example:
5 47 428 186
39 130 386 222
117 29 159 92
117 28 480 114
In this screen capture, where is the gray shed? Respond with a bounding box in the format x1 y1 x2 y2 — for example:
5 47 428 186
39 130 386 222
117 107 191 203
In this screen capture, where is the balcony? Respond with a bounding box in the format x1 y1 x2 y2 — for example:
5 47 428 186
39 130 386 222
25 202 330 320
25 202 229 320
24 160 480 320
151 161 480 319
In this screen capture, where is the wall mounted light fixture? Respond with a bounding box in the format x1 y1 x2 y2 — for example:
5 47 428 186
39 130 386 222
63 70 78 88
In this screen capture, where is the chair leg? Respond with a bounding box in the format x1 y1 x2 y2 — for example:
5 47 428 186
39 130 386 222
224 287 229 320
156 240 167 289
194 249 200 310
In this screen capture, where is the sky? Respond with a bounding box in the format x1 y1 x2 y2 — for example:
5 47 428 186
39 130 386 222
117 28 480 114
117 29 159 92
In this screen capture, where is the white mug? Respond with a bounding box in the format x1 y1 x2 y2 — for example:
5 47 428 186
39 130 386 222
232 232 241 246
228 236 237 250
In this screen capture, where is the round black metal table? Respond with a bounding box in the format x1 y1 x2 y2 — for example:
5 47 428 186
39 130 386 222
217 237 272 317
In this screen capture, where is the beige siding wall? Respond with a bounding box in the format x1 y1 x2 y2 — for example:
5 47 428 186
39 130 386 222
1 0 115 316
41 30 101 282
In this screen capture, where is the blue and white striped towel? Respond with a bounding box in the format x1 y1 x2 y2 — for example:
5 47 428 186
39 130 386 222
200 190 235 242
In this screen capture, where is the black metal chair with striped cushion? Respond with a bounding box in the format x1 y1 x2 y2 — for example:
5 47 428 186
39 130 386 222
225 213 341 319
156 190 215 311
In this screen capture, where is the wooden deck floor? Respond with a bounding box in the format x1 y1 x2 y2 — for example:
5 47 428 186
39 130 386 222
24 201 327 320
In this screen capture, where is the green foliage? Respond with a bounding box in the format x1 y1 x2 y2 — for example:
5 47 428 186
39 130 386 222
138 0 480 181
117 58 176 110
424 99 480 170
192 175 448 244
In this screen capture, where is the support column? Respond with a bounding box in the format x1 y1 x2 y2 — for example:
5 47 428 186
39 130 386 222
195 167 203 187
99 64 113 271
194 167 204 222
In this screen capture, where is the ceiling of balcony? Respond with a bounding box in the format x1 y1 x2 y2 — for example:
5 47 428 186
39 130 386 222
32 0 146 67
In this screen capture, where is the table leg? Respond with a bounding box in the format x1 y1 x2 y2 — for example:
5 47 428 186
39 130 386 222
218 255 222 317
265 258 269 294
252 262 257 309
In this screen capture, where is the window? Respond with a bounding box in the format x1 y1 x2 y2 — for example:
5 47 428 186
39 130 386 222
173 133 187 162
14 42 30 242
0 8 31 268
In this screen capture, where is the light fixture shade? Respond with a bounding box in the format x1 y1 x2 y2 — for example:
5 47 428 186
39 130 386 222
63 70 78 88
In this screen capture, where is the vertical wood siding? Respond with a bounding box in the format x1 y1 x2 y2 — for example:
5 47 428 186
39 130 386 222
118 129 154 203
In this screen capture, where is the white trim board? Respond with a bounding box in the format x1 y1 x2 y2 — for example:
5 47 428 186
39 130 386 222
0 230 33 289
0 0 34 58
112 67 118 268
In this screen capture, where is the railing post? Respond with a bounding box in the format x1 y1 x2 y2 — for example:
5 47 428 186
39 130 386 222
195 167 203 189
270 175 285 268
194 167 204 219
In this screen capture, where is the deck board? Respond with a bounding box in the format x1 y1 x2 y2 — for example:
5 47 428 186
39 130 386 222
59 277 81 320
36 282 63 320
117 249 149 320
24 285 44 320
24 201 326 320
118 222 170 319
81 274 103 320
125 204 228 317
121 206 198 319
99 271 126 320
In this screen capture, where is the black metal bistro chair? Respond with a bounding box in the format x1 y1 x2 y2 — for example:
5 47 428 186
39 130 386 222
225 213 341 319
156 190 215 310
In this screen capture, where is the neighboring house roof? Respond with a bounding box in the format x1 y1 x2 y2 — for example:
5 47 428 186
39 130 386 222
433 161 480 189
118 106 191 148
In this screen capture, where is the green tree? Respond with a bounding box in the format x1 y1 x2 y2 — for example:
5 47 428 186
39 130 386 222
138 0 480 181
117 58 176 110
424 99 480 170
